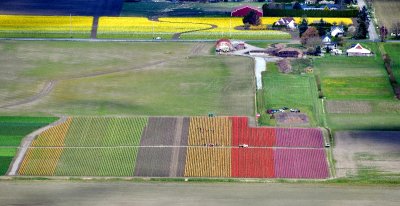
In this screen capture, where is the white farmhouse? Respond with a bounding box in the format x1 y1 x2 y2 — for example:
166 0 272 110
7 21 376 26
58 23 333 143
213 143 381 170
346 43 372 56
331 26 345 37
274 17 297 29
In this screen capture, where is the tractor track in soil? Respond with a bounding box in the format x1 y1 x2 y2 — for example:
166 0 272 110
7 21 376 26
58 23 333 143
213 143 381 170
0 58 182 109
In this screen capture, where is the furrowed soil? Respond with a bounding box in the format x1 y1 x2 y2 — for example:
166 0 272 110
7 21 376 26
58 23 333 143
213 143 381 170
326 100 373 114
334 131 400 178
0 182 399 206
135 117 189 177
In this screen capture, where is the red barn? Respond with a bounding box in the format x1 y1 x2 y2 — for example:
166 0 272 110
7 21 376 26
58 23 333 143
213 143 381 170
231 5 263 17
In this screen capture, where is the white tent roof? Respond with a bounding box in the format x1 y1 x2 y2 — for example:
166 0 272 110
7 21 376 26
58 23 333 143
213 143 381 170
346 43 371 54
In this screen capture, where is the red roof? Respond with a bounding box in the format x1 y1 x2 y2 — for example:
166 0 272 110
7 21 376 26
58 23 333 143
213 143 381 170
215 38 231 46
231 5 263 17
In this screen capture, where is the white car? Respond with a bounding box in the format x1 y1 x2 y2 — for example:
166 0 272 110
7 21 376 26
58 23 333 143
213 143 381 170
239 144 248 148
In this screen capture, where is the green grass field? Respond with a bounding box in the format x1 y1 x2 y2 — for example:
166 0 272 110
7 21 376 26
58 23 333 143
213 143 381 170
314 43 393 100
383 43 400 82
0 41 254 116
0 116 57 175
258 62 322 126
314 42 400 130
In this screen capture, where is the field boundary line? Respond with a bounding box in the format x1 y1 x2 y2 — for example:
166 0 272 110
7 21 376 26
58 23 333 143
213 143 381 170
7 116 67 176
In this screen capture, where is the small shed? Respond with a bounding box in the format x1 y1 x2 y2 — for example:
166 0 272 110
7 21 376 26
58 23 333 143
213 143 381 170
231 5 263 17
276 48 303 58
215 39 233 53
346 43 372 56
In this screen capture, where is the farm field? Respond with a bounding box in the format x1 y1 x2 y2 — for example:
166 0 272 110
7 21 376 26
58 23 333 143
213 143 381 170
372 0 400 33
0 41 254 116
135 117 189 177
13 116 329 179
0 116 57 175
334 131 400 183
0 15 93 38
19 117 147 176
0 14 351 40
383 43 400 82
2 182 399 206
314 42 400 130
258 63 322 127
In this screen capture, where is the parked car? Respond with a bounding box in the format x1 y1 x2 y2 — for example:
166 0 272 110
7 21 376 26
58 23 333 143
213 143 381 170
281 107 289 110
290 108 300 113
266 109 279 114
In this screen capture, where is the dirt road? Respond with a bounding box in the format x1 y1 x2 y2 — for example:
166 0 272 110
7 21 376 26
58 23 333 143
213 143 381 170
0 181 398 206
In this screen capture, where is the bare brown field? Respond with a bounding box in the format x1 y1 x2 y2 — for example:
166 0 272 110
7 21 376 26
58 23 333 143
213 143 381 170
373 0 400 30
134 117 189 177
334 131 400 178
326 100 372 114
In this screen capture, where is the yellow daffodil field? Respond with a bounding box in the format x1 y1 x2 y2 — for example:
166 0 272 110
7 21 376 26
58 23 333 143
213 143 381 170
0 15 93 38
0 15 353 40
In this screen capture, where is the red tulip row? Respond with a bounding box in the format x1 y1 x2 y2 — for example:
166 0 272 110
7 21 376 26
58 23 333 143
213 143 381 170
231 148 274 178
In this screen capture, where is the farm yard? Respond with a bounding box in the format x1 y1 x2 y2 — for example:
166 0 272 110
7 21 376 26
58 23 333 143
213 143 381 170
10 116 330 179
0 2 399 206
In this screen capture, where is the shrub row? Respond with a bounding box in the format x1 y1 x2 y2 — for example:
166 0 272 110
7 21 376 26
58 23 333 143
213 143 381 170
383 54 400 99
262 7 358 18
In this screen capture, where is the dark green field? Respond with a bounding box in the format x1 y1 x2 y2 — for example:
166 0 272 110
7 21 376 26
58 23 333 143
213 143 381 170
0 116 57 175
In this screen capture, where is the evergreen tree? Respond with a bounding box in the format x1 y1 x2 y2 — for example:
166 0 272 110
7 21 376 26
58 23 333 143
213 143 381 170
354 6 369 39
242 10 261 26
299 18 308 37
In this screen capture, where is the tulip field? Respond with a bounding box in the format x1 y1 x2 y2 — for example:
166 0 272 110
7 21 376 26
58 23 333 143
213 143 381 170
188 117 231 146
14 116 329 179
0 15 93 38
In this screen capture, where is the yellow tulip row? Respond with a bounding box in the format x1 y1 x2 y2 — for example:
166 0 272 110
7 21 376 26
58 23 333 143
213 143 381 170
188 117 232 146
18 148 63 176
0 15 93 31
31 117 72 147
184 147 231 177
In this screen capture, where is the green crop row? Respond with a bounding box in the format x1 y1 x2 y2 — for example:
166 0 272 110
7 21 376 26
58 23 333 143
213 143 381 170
55 148 138 176
62 117 148 147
